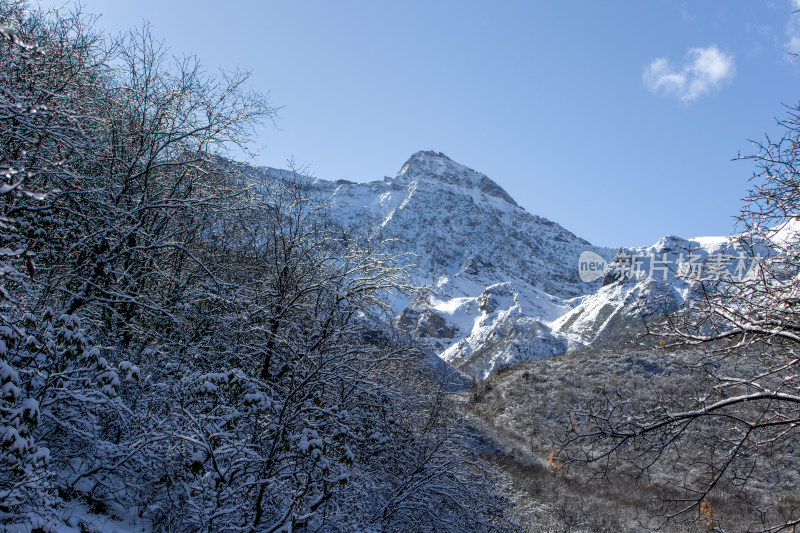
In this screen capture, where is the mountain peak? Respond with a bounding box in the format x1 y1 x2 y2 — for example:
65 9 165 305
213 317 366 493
393 150 518 207
395 151 471 181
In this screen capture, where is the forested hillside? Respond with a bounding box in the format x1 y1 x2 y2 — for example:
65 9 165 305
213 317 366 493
0 3 514 531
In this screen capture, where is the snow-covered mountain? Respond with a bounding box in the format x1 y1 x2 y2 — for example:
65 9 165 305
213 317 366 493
306 151 604 296
552 235 731 351
261 151 739 379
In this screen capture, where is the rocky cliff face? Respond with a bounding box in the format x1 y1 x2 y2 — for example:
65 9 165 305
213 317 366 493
260 151 732 379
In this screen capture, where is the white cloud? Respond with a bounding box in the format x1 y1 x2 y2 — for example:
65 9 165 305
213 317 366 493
643 45 735 103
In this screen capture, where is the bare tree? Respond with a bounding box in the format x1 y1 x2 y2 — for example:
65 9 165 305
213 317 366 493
0 2 272 525
561 103 800 532
0 3 110 521
144 170 514 532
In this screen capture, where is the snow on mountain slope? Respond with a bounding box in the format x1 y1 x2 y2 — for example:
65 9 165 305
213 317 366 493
304 151 609 301
261 151 614 377
551 233 746 351
259 151 743 379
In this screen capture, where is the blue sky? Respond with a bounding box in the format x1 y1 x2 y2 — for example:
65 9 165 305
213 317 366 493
35 1 800 247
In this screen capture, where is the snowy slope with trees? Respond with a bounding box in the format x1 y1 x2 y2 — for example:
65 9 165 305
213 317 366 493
0 5 515 531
